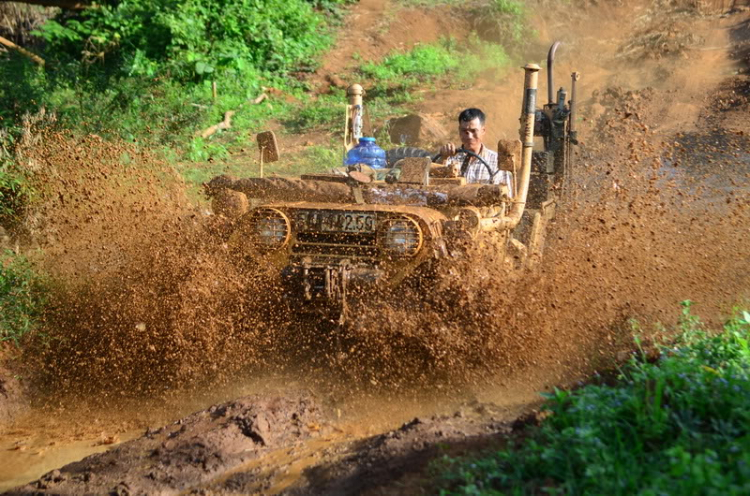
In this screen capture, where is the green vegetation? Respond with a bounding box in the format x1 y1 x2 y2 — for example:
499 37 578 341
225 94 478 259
0 131 34 228
361 42 461 82
491 0 525 17
0 0 353 213
0 251 47 346
285 90 347 133
360 37 510 89
0 163 27 227
0 0 527 212
474 0 529 48
285 37 512 134
436 302 750 495
395 0 528 46
266 144 342 176
1 0 351 149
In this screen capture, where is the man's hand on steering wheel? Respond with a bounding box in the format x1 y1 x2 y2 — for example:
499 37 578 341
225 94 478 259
436 144 497 181
439 143 457 161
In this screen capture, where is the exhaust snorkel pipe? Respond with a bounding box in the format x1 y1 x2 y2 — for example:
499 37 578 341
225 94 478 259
481 63 540 232
510 63 541 227
547 42 561 105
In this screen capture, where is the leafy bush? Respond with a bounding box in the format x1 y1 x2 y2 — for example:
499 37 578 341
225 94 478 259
0 251 47 346
1 0 350 157
436 304 750 495
35 0 336 81
0 53 48 122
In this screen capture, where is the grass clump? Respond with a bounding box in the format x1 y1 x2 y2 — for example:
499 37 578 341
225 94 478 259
491 0 525 16
472 0 529 49
0 126 38 228
283 36 511 137
360 37 510 91
285 90 347 133
0 161 28 227
435 302 750 495
289 144 343 174
360 43 460 84
0 251 46 346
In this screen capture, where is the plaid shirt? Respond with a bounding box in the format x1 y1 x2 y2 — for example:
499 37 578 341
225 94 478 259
444 146 514 197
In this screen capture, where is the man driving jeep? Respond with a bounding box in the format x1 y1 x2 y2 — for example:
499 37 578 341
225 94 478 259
440 108 514 196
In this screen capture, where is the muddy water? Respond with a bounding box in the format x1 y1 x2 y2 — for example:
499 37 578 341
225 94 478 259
0 426 140 492
1 0 749 492
0 370 544 491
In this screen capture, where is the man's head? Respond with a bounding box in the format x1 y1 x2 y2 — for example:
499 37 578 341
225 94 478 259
457 108 486 153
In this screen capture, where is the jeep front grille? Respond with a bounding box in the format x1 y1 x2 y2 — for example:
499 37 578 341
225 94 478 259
292 231 379 259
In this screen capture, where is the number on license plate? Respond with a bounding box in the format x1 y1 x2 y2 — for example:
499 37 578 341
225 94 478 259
296 211 376 232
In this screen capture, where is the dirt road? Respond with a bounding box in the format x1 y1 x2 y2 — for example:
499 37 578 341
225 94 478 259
1 0 749 493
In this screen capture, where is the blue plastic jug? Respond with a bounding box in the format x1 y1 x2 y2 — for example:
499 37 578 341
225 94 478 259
344 137 387 169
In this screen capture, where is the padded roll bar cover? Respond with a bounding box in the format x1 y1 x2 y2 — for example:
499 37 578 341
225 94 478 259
447 184 510 206
208 175 355 203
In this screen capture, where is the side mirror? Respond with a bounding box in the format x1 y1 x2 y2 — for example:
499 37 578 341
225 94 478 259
256 131 279 177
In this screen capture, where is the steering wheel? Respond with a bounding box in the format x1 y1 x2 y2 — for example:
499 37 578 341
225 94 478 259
431 148 497 182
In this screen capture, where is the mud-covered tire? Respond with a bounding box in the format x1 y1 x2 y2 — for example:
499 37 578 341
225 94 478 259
386 146 432 167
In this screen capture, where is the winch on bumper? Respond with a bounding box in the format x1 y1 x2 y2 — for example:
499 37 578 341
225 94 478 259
281 261 383 304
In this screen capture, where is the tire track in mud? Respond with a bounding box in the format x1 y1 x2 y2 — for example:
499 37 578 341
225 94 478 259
2 1 750 493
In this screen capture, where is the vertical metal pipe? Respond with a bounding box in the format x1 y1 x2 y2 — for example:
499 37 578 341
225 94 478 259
569 72 581 134
345 84 365 152
557 89 568 111
547 42 561 105
506 63 541 227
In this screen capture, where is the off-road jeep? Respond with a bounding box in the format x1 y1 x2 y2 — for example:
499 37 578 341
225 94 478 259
206 45 579 321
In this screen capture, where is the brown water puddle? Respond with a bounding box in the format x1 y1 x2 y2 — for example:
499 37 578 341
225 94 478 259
0 366 547 493
0 420 140 491
0 374 298 490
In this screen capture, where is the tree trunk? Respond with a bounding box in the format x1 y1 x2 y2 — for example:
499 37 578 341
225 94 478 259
0 35 45 66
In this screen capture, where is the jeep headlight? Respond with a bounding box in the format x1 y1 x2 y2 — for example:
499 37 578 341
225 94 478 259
380 217 422 257
248 208 290 250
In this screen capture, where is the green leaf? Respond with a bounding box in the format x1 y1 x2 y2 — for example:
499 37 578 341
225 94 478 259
195 61 214 75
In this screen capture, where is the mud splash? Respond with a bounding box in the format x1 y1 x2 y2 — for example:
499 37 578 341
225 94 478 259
15 7 750 401
0 1 748 494
17 133 286 397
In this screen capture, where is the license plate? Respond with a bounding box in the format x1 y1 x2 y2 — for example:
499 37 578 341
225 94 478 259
295 210 376 233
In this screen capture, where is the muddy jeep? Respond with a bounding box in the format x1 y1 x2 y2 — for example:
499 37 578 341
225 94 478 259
206 47 579 320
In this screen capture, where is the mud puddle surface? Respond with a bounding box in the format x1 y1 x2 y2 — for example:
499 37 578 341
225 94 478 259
2 382 542 495
1 0 750 493
6 394 321 495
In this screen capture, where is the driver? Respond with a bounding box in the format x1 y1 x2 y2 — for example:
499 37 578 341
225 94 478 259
439 108 514 196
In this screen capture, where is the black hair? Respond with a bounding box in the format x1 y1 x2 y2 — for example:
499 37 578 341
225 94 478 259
458 108 486 125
